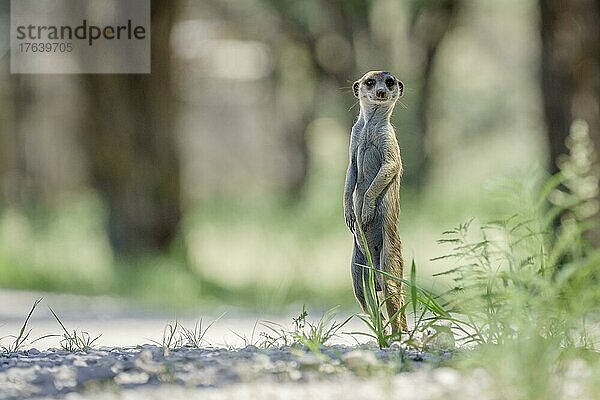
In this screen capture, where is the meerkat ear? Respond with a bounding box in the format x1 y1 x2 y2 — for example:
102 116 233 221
397 80 404 97
353 81 360 98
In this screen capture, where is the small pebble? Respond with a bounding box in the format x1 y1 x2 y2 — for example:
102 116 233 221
76 365 117 385
253 353 273 370
114 371 150 385
433 367 461 388
134 350 161 373
28 348 41 356
298 353 322 370
72 359 87 367
342 350 380 373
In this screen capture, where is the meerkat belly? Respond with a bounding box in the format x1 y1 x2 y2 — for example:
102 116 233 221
353 142 383 220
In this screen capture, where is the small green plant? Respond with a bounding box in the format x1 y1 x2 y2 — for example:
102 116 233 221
230 319 261 347
151 314 223 355
260 320 295 348
433 122 599 348
180 313 225 348
151 321 183 356
260 306 351 351
0 298 43 354
431 120 600 398
48 307 101 352
291 305 352 353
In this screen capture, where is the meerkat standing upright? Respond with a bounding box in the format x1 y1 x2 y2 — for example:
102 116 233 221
344 70 407 333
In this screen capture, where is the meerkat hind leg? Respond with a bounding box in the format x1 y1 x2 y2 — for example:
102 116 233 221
351 239 385 320
351 242 369 311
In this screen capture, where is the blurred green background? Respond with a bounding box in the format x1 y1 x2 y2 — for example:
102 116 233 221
0 0 598 312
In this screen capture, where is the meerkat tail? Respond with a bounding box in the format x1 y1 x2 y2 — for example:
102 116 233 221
381 225 407 333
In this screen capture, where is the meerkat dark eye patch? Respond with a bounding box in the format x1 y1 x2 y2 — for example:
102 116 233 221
365 79 375 87
385 77 396 89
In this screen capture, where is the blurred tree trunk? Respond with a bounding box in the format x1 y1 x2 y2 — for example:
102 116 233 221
539 0 600 242
409 0 459 188
82 0 181 256
0 0 17 207
1 0 41 206
0 74 45 207
539 0 600 173
0 74 20 206
539 3 600 169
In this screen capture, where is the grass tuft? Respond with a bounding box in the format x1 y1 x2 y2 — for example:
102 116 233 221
151 314 224 355
260 305 351 352
0 298 43 354
180 313 226 349
230 319 261 348
150 321 182 356
48 306 101 352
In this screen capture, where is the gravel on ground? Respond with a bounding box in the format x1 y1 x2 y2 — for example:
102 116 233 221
0 343 489 400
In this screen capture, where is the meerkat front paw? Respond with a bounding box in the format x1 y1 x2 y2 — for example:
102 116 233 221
344 208 356 232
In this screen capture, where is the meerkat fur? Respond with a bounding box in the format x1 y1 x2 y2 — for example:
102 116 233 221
343 70 407 333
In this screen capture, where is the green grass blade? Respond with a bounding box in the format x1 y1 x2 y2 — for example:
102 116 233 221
411 260 418 320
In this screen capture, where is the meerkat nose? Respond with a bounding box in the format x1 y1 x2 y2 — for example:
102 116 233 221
376 89 386 98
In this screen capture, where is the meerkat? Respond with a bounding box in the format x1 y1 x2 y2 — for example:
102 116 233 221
343 70 407 333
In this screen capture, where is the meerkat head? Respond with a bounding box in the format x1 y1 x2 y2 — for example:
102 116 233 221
353 71 404 106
